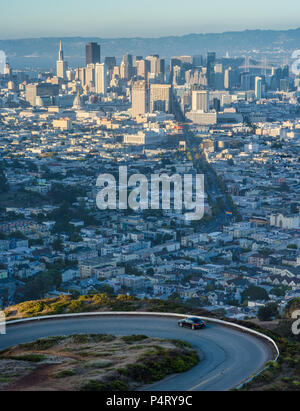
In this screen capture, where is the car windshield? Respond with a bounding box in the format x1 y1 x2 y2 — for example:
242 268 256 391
190 318 201 322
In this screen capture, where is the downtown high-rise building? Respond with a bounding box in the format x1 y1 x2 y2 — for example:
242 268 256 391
104 57 117 71
255 76 263 100
56 41 67 80
145 55 165 78
132 80 149 117
95 63 107 96
192 90 209 112
85 64 95 89
150 84 172 113
86 42 101 66
121 54 133 80
206 52 216 88
136 59 151 79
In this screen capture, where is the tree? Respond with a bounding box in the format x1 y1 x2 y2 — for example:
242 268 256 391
258 303 279 321
52 238 64 252
270 286 287 297
69 233 83 243
242 285 269 302
147 268 154 276
287 244 297 250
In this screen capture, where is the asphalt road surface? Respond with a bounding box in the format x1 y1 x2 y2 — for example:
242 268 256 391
0 315 273 391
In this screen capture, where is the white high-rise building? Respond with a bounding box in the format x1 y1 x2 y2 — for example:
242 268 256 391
95 63 107 95
192 90 209 112
86 64 95 89
132 81 149 117
56 41 67 80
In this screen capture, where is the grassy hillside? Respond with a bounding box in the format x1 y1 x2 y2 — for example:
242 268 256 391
4 293 213 320
0 334 199 391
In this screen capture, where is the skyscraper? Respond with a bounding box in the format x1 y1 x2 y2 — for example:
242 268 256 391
255 77 262 100
104 57 117 71
85 64 95 89
86 42 101 66
145 55 165 78
224 67 235 90
192 90 209 112
132 80 149 117
136 59 151 79
105 57 117 82
150 84 172 113
122 54 133 80
206 52 216 88
56 41 67 80
95 63 107 96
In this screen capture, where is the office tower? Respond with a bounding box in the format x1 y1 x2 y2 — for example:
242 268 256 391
214 64 224 89
104 57 116 83
150 84 172 113
169 57 182 81
86 42 101 66
160 59 165 78
86 64 95 89
66 70 75 82
255 77 262 100
213 98 221 112
104 57 116 71
224 67 234 89
137 59 151 79
170 58 182 71
132 80 149 117
78 67 86 87
25 83 59 106
206 52 216 88
173 66 182 85
56 41 67 80
133 56 143 66
122 54 133 80
95 63 107 95
214 72 225 90
193 55 203 67
192 90 209 112
146 55 161 76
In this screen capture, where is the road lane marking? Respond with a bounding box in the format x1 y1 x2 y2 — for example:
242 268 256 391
187 368 229 391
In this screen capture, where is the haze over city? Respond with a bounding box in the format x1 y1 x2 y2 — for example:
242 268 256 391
1 0 300 38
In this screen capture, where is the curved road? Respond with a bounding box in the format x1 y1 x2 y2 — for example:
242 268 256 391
0 315 273 391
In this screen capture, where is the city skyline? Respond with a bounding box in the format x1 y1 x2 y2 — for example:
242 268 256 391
1 0 300 39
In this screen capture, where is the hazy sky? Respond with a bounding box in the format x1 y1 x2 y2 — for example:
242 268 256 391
1 0 300 39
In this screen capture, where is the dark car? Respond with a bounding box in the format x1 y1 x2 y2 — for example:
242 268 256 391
178 317 206 330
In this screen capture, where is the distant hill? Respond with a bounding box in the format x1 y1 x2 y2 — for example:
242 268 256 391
1 28 300 70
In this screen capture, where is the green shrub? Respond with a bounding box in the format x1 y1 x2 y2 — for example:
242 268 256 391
7 354 46 363
122 335 149 344
54 369 76 378
19 337 66 351
81 379 129 392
